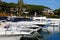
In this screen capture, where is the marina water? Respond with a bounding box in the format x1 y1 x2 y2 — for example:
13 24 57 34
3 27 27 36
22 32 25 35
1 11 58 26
20 26 60 40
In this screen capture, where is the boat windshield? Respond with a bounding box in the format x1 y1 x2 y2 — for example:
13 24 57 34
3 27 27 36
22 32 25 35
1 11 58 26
7 18 33 22
0 16 8 20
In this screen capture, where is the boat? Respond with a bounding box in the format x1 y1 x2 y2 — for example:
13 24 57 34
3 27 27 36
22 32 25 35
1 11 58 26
0 16 60 40
0 22 41 40
0 16 42 40
32 16 60 32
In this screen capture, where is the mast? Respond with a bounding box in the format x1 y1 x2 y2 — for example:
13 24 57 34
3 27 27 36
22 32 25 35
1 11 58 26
0 0 1 13
0 0 2 2
18 0 24 16
0 0 2 5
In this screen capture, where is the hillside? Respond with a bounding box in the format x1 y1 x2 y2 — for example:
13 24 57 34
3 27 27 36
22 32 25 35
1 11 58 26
0 1 50 16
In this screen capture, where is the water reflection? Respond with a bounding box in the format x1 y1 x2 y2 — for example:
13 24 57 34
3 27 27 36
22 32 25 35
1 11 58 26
19 23 60 40
46 32 60 40
20 30 51 40
20 30 60 40
20 32 40 40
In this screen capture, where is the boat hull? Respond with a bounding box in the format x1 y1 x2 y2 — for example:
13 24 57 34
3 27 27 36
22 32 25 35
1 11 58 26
0 35 22 40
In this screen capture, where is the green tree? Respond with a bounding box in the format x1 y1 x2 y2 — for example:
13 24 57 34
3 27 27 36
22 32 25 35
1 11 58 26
8 3 17 8
0 0 51 16
54 8 60 17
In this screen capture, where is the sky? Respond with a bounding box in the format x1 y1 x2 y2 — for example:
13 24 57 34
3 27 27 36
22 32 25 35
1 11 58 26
2 0 60 10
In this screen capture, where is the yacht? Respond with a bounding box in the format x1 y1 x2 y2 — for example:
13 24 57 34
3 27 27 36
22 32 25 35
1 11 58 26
46 18 60 32
32 16 60 32
0 22 41 40
0 16 41 40
0 16 60 40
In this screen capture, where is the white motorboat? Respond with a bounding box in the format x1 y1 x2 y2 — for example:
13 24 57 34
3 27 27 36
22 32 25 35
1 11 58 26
0 17 41 40
0 16 60 40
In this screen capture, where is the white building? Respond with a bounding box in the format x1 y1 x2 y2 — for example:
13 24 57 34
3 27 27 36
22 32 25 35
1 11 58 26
43 8 54 15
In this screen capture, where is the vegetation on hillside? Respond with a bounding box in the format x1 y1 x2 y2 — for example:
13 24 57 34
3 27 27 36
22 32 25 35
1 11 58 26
53 8 60 18
0 1 60 18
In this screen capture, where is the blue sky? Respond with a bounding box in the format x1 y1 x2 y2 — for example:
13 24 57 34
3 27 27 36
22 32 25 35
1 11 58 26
2 0 60 10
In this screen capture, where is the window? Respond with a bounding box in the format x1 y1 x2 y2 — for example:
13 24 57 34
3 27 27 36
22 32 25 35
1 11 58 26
30 27 38 29
35 19 40 21
41 19 46 21
20 30 31 32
